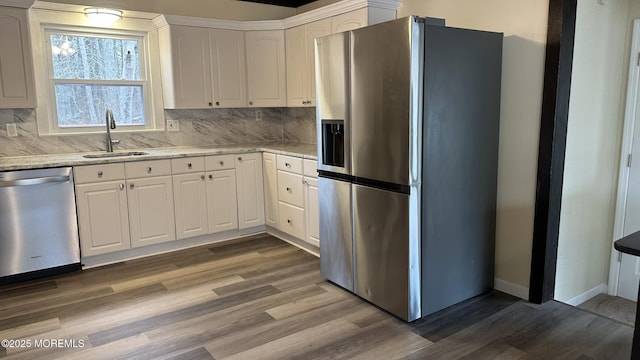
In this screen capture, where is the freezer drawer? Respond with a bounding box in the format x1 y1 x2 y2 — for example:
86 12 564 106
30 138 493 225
319 176 353 292
353 184 415 320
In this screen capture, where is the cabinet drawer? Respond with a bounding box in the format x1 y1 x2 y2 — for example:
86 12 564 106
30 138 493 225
74 163 125 184
205 154 235 171
125 159 172 178
277 170 303 207
303 159 317 178
278 201 305 239
277 155 303 173
171 157 205 174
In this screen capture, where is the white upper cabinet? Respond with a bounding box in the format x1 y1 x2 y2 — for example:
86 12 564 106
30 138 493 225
210 29 247 108
331 8 367 33
162 25 212 109
0 6 35 108
331 8 397 34
159 25 246 109
286 18 331 107
245 30 287 107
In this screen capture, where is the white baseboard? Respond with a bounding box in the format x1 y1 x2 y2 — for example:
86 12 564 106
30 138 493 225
494 278 530 299
562 284 608 306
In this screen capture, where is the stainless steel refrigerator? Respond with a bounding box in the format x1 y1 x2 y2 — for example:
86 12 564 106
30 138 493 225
316 16 503 321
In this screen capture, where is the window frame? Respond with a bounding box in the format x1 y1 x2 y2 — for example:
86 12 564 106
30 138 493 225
29 8 165 136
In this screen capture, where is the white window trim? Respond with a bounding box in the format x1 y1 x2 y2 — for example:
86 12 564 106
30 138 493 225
29 7 165 136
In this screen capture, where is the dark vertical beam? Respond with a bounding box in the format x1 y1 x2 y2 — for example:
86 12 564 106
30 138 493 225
529 0 577 304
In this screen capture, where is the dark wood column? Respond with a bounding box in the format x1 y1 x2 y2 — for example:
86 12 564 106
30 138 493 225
529 0 577 304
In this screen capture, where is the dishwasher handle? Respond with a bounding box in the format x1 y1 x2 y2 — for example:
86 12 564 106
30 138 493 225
0 175 70 188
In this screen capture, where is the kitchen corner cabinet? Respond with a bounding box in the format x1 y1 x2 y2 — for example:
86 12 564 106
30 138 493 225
245 30 287 107
159 25 246 109
285 18 331 107
263 152 279 228
74 164 131 257
0 6 36 108
235 153 265 229
125 161 176 248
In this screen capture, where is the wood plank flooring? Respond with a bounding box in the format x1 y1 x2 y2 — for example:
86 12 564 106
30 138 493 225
0 234 633 359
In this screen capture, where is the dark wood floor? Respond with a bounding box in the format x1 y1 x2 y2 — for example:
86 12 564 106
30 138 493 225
0 234 633 359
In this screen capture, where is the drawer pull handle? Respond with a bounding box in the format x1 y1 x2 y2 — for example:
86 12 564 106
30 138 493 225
130 183 135 190
147 167 152 173
287 219 292 224
188 163 192 169
97 170 103 177
209 174 213 179
219 161 224 166
119 183 125 190
286 187 291 192
285 162 291 167
238 157 242 161
201 175 205 180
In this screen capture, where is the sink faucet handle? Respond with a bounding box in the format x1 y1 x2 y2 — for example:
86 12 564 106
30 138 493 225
111 139 120 145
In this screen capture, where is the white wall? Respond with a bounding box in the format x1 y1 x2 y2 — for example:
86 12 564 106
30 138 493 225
555 0 633 303
398 0 549 298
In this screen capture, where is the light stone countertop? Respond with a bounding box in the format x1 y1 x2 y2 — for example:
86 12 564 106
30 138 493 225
0 142 317 171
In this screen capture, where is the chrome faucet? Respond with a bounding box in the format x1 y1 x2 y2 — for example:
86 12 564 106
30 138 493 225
105 109 120 152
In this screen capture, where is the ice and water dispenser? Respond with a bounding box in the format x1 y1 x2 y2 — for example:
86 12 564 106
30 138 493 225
321 119 345 168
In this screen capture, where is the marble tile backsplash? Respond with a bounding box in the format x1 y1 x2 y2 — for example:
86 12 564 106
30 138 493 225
0 107 316 157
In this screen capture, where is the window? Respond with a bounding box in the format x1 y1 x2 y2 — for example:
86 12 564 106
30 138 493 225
47 31 148 129
29 7 165 136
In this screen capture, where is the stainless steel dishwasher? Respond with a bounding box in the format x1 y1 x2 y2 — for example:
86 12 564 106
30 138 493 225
0 167 80 284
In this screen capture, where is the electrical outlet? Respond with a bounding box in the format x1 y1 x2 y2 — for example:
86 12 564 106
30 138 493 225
167 120 179 132
6 123 17 137
255 110 263 121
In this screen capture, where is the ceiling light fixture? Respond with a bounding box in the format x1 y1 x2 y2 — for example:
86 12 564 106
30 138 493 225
84 8 123 23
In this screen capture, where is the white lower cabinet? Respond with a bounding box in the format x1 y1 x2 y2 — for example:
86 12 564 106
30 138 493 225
75 152 267 259
75 180 131 257
235 153 265 229
270 155 320 247
262 152 279 228
278 201 305 239
304 176 319 247
127 175 176 248
206 169 238 233
173 172 208 240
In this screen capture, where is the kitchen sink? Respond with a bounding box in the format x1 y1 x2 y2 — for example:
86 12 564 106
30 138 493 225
82 151 148 159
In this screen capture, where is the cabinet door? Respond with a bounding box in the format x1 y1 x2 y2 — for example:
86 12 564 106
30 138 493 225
173 173 208 240
169 25 213 108
210 29 247 108
0 7 35 108
331 8 368 33
305 18 332 107
235 153 265 229
127 176 176 248
285 25 306 107
304 177 319 247
245 30 287 107
76 181 130 257
206 169 239 233
262 152 279 228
